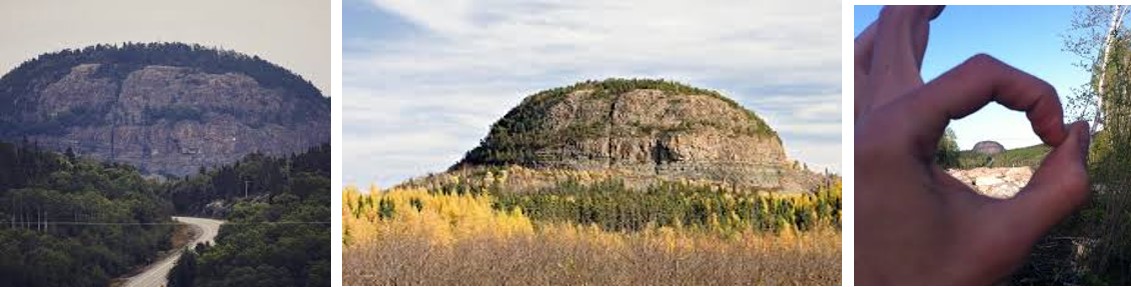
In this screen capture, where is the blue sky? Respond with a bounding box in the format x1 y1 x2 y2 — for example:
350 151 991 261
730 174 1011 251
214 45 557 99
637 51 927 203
346 0 841 187
855 5 1092 150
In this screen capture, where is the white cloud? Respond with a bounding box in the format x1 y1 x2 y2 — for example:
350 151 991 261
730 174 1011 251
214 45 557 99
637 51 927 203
370 0 474 35
346 0 842 186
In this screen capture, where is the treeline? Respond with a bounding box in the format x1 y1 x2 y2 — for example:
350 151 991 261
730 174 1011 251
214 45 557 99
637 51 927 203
167 143 330 287
935 128 1051 169
167 143 330 215
0 141 173 287
361 176 840 234
492 179 841 233
522 78 749 117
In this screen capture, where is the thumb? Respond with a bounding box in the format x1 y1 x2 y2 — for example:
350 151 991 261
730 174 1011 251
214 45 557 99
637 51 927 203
991 121 1090 242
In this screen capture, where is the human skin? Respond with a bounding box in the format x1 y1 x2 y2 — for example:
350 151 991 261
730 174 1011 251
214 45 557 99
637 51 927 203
855 5 1092 285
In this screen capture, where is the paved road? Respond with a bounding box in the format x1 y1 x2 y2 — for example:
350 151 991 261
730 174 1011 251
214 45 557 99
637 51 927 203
122 216 224 287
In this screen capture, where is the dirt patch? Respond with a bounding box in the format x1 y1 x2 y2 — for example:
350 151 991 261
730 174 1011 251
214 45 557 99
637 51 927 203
948 167 1033 199
170 221 200 250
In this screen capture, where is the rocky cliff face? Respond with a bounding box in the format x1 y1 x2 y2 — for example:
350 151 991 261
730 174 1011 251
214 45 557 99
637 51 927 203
972 141 1006 155
0 43 329 176
451 79 825 192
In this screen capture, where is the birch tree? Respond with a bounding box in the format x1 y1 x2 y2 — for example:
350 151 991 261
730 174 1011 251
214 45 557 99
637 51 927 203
1064 5 1129 134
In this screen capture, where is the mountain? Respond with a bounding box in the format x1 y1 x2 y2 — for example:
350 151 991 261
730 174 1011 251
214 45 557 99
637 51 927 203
972 140 1005 155
0 42 330 176
437 78 826 193
958 143 1050 169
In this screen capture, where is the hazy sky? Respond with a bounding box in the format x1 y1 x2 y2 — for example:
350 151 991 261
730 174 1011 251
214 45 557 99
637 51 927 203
0 0 330 95
855 6 1090 150
345 0 842 187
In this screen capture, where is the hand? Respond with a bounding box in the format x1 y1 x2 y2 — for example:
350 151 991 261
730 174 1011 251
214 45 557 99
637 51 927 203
855 5 1092 285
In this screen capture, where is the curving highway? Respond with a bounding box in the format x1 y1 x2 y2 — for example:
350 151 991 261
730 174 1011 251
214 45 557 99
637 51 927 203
122 216 224 287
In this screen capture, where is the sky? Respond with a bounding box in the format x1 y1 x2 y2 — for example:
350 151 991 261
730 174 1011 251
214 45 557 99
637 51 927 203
854 5 1092 150
345 0 842 187
0 0 330 96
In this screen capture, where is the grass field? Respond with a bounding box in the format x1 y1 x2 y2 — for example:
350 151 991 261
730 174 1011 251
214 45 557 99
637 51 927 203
342 186 840 285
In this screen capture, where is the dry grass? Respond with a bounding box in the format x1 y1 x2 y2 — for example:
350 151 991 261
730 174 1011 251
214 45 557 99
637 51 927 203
344 224 839 285
342 188 840 285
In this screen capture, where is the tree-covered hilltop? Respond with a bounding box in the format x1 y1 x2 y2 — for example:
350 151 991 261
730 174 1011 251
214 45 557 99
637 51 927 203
459 78 778 166
457 78 779 168
167 143 330 287
0 141 174 287
0 42 331 177
447 78 821 192
518 78 765 122
0 42 324 127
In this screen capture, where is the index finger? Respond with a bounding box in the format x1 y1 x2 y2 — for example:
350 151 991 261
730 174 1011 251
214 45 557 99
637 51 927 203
855 21 877 119
895 54 1067 159
862 6 937 114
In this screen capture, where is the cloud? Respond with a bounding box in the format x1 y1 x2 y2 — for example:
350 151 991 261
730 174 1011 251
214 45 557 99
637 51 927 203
345 0 842 186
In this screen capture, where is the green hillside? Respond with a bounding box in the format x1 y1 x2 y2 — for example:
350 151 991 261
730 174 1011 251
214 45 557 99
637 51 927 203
956 144 1051 169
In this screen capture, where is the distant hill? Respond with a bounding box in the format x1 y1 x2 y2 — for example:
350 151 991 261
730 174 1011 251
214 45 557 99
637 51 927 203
957 144 1050 168
420 78 828 193
0 42 330 176
972 140 1006 155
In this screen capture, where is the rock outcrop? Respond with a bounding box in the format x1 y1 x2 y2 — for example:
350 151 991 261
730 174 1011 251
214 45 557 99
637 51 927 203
450 78 826 192
972 141 1006 155
0 43 330 176
948 167 1032 199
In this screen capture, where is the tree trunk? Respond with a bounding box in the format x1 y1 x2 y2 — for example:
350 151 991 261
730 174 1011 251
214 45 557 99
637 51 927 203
1093 5 1126 134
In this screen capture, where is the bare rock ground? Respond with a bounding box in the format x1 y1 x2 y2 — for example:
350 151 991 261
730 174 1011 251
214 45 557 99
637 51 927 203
948 167 1033 199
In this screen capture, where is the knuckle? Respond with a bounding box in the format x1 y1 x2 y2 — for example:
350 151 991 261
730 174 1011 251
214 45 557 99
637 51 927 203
965 53 1000 68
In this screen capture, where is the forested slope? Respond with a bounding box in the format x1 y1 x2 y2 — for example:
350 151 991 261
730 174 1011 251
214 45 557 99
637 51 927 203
167 144 330 287
0 141 173 287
